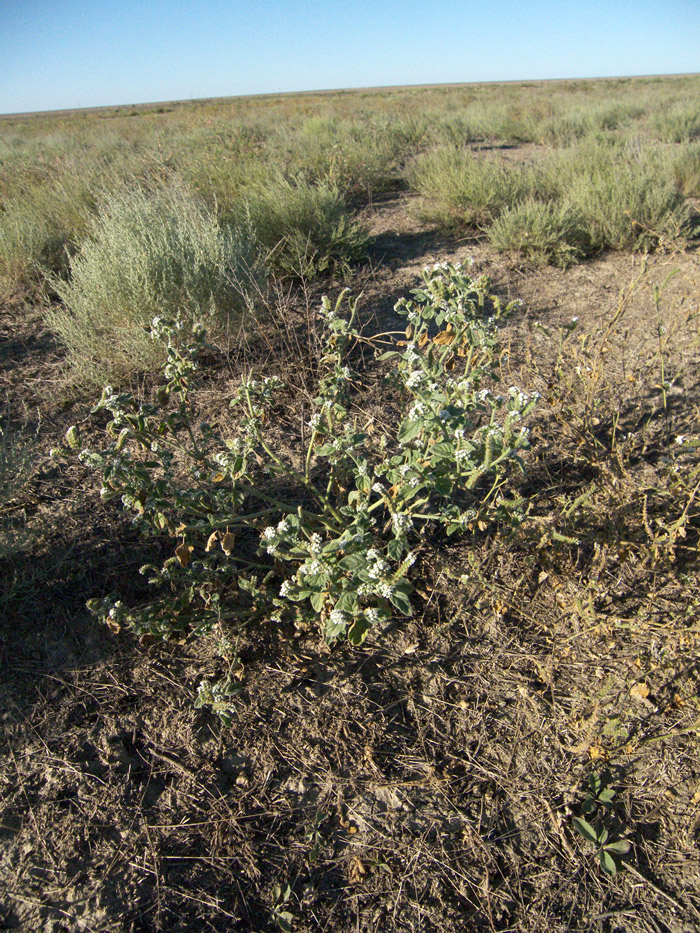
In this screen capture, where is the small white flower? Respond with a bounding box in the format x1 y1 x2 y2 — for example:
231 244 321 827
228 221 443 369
676 435 687 445
329 608 346 627
405 370 424 389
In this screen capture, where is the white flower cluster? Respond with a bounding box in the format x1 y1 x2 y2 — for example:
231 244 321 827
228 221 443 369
261 518 293 556
407 401 429 421
405 370 424 389
366 548 389 579
391 512 414 535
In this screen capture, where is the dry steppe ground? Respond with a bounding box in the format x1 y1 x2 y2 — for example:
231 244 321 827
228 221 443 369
2 79 700 932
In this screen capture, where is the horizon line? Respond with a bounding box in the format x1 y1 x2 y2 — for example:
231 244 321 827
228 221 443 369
2 71 698 120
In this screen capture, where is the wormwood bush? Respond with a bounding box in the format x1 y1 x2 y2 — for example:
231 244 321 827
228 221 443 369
652 104 700 143
241 175 368 280
408 146 538 229
560 141 688 251
47 182 261 387
673 144 700 197
65 263 536 716
488 200 590 268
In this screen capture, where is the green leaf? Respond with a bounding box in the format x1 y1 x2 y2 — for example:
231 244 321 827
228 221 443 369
336 591 359 613
339 553 365 571
310 592 325 613
347 616 370 645
386 538 405 561
605 839 631 855
377 350 398 362
398 418 423 444
389 584 413 616
599 788 616 805
430 441 454 458
599 850 617 876
433 476 452 496
572 817 599 844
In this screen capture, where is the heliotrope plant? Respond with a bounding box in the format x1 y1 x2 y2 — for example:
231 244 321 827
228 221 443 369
59 262 537 716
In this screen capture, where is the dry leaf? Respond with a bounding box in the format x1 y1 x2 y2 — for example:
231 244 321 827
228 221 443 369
175 541 194 567
630 681 650 701
418 332 429 348
205 531 219 552
221 532 236 556
349 857 366 884
588 745 607 761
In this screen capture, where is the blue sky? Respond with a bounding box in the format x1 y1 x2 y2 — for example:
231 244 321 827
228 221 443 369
1 0 698 114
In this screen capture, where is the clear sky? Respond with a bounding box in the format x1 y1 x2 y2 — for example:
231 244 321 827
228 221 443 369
1 0 698 114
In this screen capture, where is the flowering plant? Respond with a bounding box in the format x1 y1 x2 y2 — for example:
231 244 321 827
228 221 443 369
62 262 537 716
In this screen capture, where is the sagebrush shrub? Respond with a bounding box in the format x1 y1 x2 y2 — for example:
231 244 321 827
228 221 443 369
407 146 536 229
488 200 590 267
47 182 261 386
241 175 368 280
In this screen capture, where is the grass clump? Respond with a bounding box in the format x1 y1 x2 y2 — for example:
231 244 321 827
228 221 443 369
47 182 260 387
652 103 700 143
672 143 700 197
488 200 590 267
241 176 368 280
561 140 688 251
407 145 536 229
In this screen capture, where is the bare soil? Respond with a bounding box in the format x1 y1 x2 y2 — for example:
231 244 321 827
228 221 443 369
2 195 700 933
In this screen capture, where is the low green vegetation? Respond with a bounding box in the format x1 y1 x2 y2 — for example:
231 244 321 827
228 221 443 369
488 200 590 267
240 175 368 279
62 263 534 713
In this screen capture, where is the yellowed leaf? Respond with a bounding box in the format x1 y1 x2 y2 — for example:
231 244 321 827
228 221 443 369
418 332 429 348
205 531 219 553
221 532 236 556
588 745 607 761
432 330 455 346
175 541 194 567
212 472 225 483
